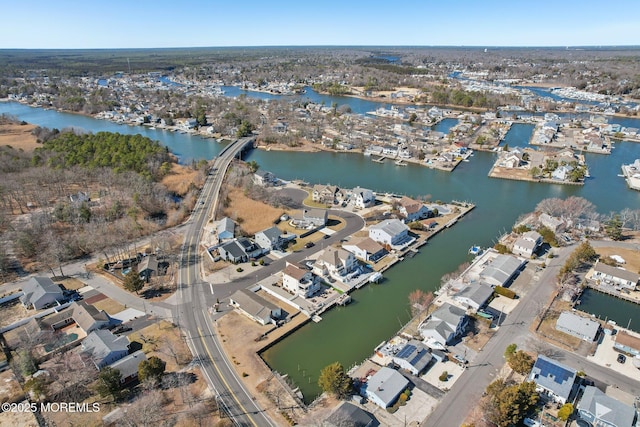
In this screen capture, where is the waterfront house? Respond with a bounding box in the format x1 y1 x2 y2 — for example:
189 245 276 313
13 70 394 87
512 231 543 258
398 197 431 222
254 226 286 251
229 289 282 326
20 277 64 310
81 330 130 369
552 164 574 181
108 350 147 385
361 366 409 408
282 262 320 298
614 331 640 357
368 219 412 249
479 254 524 287
217 217 235 242
253 170 276 186
453 282 494 311
312 185 344 205
528 355 577 404
391 340 433 376
500 153 524 169
314 247 357 278
236 237 263 259
555 311 600 342
351 187 376 209
538 213 566 234
577 386 637 427
591 261 639 290
419 303 468 346
342 237 387 263
323 402 375 427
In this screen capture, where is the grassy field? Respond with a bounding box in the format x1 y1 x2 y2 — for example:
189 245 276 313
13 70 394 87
58 277 87 291
0 123 39 152
222 187 292 236
127 321 191 372
595 246 640 273
92 298 125 315
161 164 204 196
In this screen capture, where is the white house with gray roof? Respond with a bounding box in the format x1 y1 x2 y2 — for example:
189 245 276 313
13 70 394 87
555 311 600 342
577 386 637 427
282 263 320 298
479 254 524 287
81 329 130 369
512 230 542 258
419 303 468 346
351 187 376 209
453 282 494 311
20 277 64 310
361 366 409 408
109 350 147 384
254 226 285 251
368 219 413 249
342 237 387 263
391 340 433 376
314 247 357 279
229 289 282 326
591 261 639 290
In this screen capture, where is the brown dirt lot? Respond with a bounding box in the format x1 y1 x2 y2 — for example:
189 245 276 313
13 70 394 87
536 300 583 350
58 277 87 291
489 167 535 181
0 123 39 152
596 246 640 273
216 310 310 425
127 321 192 372
223 187 292 236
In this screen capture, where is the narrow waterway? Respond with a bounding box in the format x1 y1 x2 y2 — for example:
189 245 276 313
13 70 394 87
576 288 640 333
1 101 640 401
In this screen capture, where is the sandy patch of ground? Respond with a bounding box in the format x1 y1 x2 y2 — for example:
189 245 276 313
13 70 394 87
216 310 310 425
161 163 204 196
0 370 25 404
0 407 39 427
0 123 39 152
223 187 292 236
58 277 87 291
0 300 27 328
127 321 192 372
595 246 640 273
489 166 535 181
536 299 583 351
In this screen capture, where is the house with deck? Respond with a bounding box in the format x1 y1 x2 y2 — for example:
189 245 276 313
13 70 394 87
253 170 276 186
398 197 431 222
314 247 357 279
453 282 493 311
591 261 639 290
351 187 376 209
282 263 320 298
368 219 412 249
342 237 387 263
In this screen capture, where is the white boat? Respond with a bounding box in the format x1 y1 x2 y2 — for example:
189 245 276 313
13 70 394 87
468 245 482 256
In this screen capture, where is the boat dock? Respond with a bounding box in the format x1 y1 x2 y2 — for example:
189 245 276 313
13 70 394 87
621 161 640 191
372 156 385 163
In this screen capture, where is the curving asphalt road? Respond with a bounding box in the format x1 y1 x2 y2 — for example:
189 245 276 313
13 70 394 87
175 138 366 426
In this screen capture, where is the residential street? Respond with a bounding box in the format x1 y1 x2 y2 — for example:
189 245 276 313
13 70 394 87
422 244 640 427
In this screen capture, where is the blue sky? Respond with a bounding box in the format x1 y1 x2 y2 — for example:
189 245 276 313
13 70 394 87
2 0 639 49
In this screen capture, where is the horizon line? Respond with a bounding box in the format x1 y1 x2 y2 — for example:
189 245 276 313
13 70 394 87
1 44 640 51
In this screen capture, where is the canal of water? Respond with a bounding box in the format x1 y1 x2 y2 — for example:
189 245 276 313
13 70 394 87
1 100 639 401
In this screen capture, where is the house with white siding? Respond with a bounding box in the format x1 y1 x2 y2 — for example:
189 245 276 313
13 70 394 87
512 230 542 258
342 238 387 263
314 247 357 279
282 263 320 298
368 219 413 249
590 261 639 290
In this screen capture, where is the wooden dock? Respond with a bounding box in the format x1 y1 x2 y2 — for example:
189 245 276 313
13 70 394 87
372 156 385 163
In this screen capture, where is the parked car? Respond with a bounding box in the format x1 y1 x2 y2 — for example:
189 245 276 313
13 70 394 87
304 242 315 248
453 354 468 365
617 353 626 364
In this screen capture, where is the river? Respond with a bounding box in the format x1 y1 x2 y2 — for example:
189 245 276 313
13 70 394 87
1 100 639 401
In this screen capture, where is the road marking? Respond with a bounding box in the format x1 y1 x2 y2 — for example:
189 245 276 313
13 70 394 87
198 327 261 427
210 282 214 295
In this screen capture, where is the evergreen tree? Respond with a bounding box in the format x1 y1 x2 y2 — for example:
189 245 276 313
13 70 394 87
318 362 353 399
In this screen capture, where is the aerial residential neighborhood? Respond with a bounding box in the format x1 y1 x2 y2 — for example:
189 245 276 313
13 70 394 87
1 6 640 426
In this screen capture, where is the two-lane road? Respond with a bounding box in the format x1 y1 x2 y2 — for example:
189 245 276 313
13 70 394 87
176 138 275 427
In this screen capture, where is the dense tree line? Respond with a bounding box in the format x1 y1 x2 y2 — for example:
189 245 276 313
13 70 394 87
34 131 172 180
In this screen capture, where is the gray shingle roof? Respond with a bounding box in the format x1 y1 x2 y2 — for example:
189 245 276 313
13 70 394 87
578 386 636 427
365 367 409 407
20 277 63 308
556 311 599 341
370 219 408 236
431 303 466 329
108 350 147 380
82 330 129 366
